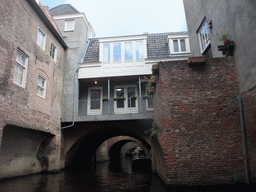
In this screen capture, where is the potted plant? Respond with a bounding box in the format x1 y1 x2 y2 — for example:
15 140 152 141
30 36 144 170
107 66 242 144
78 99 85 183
150 75 156 85
142 95 150 100
102 97 109 102
130 95 137 100
114 96 126 100
219 34 229 45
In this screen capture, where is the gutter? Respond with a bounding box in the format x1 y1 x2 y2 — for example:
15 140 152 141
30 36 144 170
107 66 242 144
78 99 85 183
26 0 68 49
237 96 250 185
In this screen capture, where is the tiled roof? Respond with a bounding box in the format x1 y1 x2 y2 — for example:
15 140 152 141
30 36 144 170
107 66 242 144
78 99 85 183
83 32 188 63
83 39 100 63
49 4 80 16
147 34 170 59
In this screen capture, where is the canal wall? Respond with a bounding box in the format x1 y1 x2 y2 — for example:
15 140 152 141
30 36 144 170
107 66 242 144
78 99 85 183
152 58 248 185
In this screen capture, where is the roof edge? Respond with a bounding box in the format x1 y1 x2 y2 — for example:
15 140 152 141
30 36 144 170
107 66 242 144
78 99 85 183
26 0 68 49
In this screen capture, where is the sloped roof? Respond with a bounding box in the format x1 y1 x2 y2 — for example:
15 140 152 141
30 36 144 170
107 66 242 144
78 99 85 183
49 4 80 16
147 34 170 59
83 32 188 63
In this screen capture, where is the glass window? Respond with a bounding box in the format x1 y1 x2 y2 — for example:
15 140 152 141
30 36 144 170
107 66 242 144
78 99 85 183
65 20 75 31
173 40 179 52
113 43 121 61
180 39 186 52
90 90 101 109
198 22 211 53
128 87 136 108
37 27 46 50
37 75 46 98
103 44 110 62
136 41 144 60
14 50 27 87
50 42 57 60
116 88 125 108
125 42 133 60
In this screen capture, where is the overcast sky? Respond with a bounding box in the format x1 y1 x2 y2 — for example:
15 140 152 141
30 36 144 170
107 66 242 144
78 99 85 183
40 0 187 38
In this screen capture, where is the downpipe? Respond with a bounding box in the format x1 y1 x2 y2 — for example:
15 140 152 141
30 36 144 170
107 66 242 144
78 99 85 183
237 96 250 185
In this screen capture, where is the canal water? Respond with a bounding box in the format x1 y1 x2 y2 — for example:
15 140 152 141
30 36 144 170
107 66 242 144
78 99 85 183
0 158 170 192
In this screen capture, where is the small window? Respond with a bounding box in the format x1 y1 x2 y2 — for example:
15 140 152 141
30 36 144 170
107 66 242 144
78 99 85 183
198 21 211 54
171 39 187 54
50 42 57 61
103 44 110 62
65 20 75 31
13 49 28 88
113 43 121 62
37 27 46 50
37 74 47 98
125 42 133 61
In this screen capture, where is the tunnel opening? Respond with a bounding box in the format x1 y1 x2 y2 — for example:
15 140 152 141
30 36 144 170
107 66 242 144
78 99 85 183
65 129 151 174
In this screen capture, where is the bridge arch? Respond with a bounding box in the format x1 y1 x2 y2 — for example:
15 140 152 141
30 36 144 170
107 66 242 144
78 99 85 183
62 120 153 172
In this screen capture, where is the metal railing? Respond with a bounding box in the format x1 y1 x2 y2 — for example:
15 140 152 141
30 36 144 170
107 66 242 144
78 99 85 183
78 97 153 116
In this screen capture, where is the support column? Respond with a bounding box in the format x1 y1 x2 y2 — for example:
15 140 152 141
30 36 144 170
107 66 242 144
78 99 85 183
139 77 142 112
108 78 110 114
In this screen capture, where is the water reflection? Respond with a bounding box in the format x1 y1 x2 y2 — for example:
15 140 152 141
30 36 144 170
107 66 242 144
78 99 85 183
0 158 170 192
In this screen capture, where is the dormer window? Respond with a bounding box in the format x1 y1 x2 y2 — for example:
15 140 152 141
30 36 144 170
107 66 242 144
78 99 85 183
169 36 190 54
100 38 147 65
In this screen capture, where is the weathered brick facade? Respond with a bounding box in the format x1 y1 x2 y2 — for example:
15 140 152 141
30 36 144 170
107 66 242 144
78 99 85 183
152 58 246 185
0 0 66 178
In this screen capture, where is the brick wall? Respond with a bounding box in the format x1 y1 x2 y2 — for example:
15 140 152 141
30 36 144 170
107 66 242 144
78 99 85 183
0 0 65 178
153 57 246 185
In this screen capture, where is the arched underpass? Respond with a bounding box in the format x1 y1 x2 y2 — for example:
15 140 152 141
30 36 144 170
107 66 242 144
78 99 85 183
62 120 153 172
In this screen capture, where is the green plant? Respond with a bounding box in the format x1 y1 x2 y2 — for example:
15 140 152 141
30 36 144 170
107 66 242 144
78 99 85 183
219 34 229 41
142 95 150 100
145 123 159 137
37 146 53 163
114 96 126 100
130 95 137 99
102 97 109 101
150 75 156 79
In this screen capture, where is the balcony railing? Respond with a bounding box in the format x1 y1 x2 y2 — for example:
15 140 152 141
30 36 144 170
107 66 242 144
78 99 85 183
78 97 153 116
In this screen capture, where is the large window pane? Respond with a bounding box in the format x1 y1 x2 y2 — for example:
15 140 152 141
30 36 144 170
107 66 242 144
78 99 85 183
113 43 121 61
173 40 179 52
103 44 110 62
116 88 124 108
128 87 136 108
125 42 133 60
180 39 186 52
90 90 100 109
136 41 143 60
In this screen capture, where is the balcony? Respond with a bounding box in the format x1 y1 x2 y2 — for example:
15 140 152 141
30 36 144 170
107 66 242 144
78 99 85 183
77 97 153 122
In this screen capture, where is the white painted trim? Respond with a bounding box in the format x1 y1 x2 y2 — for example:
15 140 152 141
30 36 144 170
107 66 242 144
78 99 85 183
64 20 75 31
50 41 58 62
53 13 96 37
37 26 47 51
99 35 147 43
87 87 103 115
37 74 47 99
114 85 138 114
145 86 154 111
169 38 190 54
13 49 28 88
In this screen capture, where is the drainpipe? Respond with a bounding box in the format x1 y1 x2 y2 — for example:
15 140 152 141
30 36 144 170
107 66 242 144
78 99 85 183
139 77 142 112
237 96 250 185
108 78 110 114
61 40 91 129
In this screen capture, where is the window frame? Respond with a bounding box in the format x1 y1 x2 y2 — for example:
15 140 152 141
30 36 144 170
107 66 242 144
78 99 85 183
13 49 28 88
50 42 58 61
65 20 75 31
87 87 103 115
197 20 211 54
169 38 190 54
37 74 47 99
114 85 138 114
145 86 154 111
37 26 47 50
